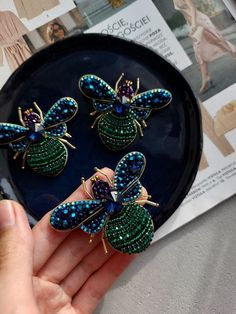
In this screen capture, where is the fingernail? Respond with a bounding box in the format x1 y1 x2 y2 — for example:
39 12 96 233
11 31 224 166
0 201 15 229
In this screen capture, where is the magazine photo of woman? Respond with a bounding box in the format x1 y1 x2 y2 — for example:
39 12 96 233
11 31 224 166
74 0 134 27
46 21 67 44
173 0 236 94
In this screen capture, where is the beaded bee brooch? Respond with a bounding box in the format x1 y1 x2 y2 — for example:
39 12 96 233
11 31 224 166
50 151 158 254
0 97 78 176
79 73 172 151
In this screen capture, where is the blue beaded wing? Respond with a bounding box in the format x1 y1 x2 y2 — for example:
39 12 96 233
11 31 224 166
50 199 103 231
130 108 151 121
9 137 30 152
44 124 67 138
93 100 113 113
79 75 116 107
113 151 146 203
0 123 28 145
41 97 78 130
130 88 172 119
80 212 108 234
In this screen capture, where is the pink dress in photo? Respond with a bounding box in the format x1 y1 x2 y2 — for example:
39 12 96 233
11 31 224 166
0 10 32 71
173 0 236 64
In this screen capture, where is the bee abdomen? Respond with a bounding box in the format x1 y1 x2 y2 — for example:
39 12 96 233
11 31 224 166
105 203 154 254
98 112 137 151
27 137 68 176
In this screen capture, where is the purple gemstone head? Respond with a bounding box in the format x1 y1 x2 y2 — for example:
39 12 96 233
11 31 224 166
117 80 134 100
23 109 41 129
92 179 111 200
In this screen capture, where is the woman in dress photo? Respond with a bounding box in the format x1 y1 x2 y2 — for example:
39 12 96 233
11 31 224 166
173 0 236 93
46 22 67 44
0 10 32 71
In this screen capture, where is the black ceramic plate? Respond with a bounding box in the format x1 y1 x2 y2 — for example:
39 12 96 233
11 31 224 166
0 34 202 231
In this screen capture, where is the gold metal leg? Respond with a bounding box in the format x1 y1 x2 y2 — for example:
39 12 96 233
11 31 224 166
13 152 20 160
65 132 72 138
141 120 147 128
18 107 25 126
101 227 108 254
91 114 103 129
101 216 110 254
94 167 113 185
135 199 159 207
135 120 144 137
90 110 98 116
21 142 32 169
134 77 140 95
33 102 43 120
59 138 76 149
115 73 124 92
81 177 93 199
21 151 27 169
102 237 108 254
89 234 95 243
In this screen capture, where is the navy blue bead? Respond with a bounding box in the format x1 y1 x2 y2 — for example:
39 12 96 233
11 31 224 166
104 200 122 215
28 130 43 142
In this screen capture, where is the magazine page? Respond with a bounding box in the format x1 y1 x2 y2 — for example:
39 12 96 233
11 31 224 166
0 0 75 30
155 83 236 240
85 0 192 70
0 0 75 87
150 0 236 241
0 0 236 241
0 1 132 88
223 0 236 20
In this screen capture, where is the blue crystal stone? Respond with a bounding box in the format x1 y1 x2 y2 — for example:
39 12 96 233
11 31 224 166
113 101 126 115
104 200 123 215
28 130 43 142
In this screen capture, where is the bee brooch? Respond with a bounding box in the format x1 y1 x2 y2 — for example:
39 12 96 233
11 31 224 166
0 97 78 176
79 73 172 151
50 151 158 254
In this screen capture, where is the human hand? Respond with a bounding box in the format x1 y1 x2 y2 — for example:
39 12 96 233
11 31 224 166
0 168 136 314
189 24 197 36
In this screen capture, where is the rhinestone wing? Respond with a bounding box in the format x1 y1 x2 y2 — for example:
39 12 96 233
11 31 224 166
0 123 28 145
50 200 103 231
79 74 116 112
113 151 146 202
41 97 78 135
130 88 172 121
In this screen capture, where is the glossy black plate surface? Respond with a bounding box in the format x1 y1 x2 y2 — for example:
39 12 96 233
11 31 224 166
0 34 202 231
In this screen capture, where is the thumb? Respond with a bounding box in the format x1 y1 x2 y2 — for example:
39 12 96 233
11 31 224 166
0 200 35 306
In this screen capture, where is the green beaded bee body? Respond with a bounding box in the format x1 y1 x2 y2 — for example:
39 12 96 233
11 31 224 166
79 73 172 151
105 203 154 254
26 137 68 176
0 97 78 176
50 151 159 254
98 111 137 151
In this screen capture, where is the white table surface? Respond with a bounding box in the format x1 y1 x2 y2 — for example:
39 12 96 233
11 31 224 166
96 195 236 314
